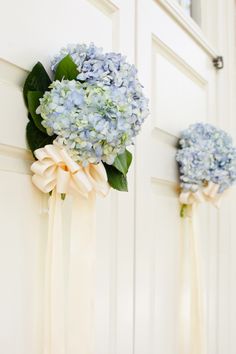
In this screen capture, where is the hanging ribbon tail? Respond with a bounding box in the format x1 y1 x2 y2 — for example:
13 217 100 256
31 145 110 354
67 191 96 354
179 205 206 354
44 189 65 354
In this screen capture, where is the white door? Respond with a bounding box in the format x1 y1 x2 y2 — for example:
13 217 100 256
135 1 227 354
0 0 235 354
0 1 135 353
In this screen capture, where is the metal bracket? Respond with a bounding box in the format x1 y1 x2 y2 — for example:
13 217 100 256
213 56 224 70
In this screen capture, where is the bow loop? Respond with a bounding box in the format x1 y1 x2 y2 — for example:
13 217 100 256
31 144 110 198
45 145 64 164
179 181 223 208
72 171 93 197
85 164 110 197
32 174 56 194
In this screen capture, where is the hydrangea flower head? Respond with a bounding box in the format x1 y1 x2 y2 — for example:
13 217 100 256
36 43 149 166
176 123 236 193
37 80 149 166
51 43 142 94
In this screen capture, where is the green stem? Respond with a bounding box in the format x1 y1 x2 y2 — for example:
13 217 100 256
61 193 66 201
180 204 188 218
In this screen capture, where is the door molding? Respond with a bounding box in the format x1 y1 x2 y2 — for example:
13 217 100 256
155 0 218 57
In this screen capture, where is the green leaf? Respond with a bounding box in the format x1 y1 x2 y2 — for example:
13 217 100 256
26 121 56 157
54 55 78 81
104 164 128 192
27 91 46 133
27 112 33 122
23 62 51 107
113 149 132 175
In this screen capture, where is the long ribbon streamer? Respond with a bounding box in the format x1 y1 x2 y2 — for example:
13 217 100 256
44 189 66 354
44 191 97 354
67 191 96 354
179 205 206 354
31 144 110 354
178 182 227 353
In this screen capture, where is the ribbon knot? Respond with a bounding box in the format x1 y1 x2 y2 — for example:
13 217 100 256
31 144 110 198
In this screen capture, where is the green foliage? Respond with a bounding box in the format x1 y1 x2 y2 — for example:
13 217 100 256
26 121 55 157
27 91 45 133
23 62 51 106
103 149 132 191
23 62 54 156
104 164 128 192
113 149 132 175
54 55 79 81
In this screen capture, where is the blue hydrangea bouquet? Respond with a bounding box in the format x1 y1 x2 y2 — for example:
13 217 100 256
24 43 149 193
176 123 236 217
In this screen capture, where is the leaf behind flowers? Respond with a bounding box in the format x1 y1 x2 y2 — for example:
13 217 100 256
27 91 46 133
54 55 79 81
112 149 132 175
104 164 128 192
23 62 51 107
26 121 56 157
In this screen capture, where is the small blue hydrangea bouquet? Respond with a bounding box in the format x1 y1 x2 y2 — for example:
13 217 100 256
23 43 149 193
176 123 236 217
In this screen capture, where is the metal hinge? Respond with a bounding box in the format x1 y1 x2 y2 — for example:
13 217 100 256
213 56 224 70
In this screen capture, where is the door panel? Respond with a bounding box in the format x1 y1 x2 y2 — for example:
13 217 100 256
0 1 135 353
152 37 208 135
135 1 218 353
0 172 46 354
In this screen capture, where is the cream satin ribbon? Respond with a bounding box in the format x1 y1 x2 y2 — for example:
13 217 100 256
31 144 109 354
67 191 96 354
179 181 222 207
178 182 222 354
31 144 109 198
179 205 206 354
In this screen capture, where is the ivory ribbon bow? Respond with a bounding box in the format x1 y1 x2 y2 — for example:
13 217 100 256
31 144 110 354
179 181 222 207
31 143 110 198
